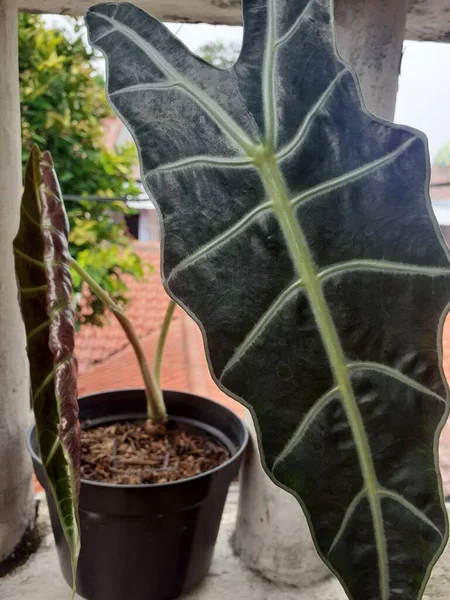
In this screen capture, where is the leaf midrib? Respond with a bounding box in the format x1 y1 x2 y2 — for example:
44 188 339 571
262 0 277 146
258 155 389 600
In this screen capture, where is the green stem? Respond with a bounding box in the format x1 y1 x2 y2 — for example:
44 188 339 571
70 258 167 423
152 299 176 387
258 154 389 599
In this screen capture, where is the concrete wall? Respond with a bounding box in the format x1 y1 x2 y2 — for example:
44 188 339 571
0 0 34 562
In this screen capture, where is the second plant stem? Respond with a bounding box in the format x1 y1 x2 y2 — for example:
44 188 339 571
70 258 168 423
152 298 176 386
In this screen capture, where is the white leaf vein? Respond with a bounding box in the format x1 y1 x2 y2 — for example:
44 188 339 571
291 138 416 209
168 201 272 281
144 155 253 179
348 361 446 404
273 385 339 470
318 259 450 282
275 0 316 48
379 488 443 538
220 279 304 379
276 70 346 161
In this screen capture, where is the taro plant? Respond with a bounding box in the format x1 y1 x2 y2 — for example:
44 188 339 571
82 0 450 598
14 147 171 584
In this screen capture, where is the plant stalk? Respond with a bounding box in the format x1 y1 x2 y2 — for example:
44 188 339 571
70 258 167 423
152 299 176 387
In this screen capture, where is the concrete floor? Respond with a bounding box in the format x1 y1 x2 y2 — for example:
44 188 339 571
2 488 450 600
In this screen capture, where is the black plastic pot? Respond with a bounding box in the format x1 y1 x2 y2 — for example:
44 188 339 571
28 389 248 600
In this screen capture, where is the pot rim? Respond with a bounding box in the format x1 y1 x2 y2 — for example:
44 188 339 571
28 387 249 491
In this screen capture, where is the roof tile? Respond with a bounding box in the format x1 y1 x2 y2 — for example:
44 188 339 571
75 242 168 374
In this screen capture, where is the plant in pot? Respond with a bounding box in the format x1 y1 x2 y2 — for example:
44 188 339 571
14 147 248 600
80 1 450 599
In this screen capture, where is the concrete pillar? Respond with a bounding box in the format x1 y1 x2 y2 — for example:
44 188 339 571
334 0 409 121
0 0 34 562
234 412 331 586
234 0 406 586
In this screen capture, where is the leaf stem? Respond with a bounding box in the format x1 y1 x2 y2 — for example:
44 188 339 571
259 155 389 599
152 299 176 387
70 258 167 422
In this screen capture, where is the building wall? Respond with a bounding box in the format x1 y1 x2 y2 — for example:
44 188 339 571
439 225 450 248
137 209 160 242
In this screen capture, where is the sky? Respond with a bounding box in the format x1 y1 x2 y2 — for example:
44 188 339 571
396 40 450 161
44 17 450 162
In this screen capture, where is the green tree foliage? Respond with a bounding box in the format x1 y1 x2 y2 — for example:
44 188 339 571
19 14 146 328
198 40 241 69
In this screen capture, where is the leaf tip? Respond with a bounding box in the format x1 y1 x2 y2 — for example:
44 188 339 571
41 149 54 167
30 144 42 158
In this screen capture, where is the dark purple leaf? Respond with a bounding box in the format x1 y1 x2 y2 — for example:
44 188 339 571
13 146 80 582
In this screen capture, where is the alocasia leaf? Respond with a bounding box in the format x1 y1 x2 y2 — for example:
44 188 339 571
86 2 450 597
13 146 80 584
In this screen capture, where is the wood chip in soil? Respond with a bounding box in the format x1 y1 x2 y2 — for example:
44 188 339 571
80 420 230 485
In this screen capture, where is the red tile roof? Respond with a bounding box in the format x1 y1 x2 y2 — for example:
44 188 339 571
77 306 242 416
75 243 168 374
75 241 242 416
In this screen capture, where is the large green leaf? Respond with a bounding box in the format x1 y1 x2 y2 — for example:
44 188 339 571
13 146 80 583
86 2 450 597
